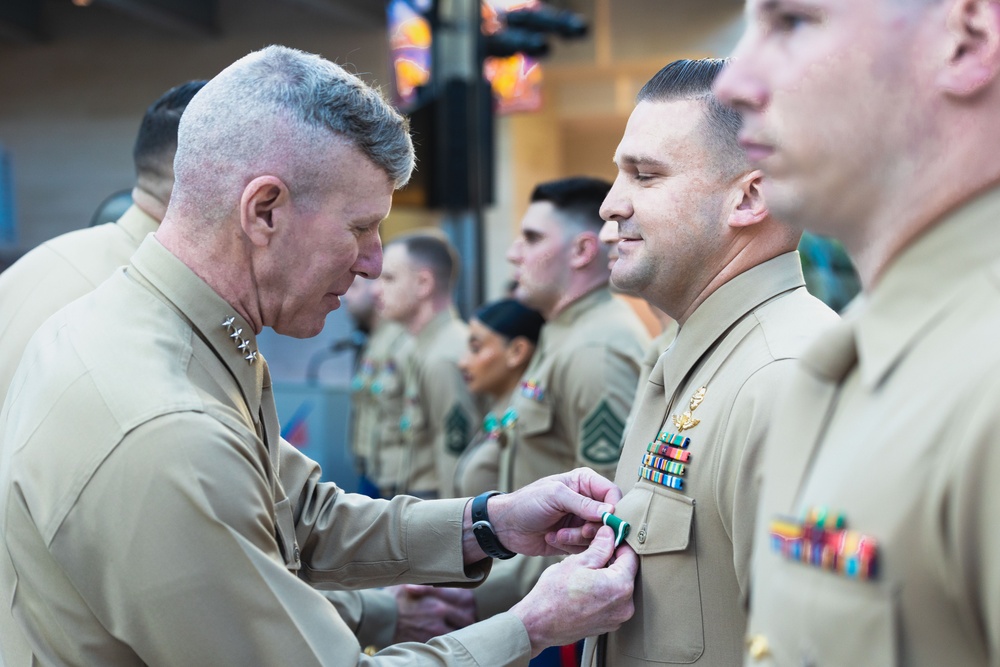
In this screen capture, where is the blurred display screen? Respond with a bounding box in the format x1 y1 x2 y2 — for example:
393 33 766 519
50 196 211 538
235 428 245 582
482 0 543 114
387 0 433 112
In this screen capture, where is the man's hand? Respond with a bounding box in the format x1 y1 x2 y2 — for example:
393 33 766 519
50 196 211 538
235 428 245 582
510 525 638 656
464 467 623 561
389 584 477 643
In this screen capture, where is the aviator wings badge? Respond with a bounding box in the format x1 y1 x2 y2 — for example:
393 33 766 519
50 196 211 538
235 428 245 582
672 386 706 432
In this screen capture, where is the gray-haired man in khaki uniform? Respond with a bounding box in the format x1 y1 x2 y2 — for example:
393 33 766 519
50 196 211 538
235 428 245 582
714 0 1000 664
375 231 479 499
583 59 838 666
0 45 640 666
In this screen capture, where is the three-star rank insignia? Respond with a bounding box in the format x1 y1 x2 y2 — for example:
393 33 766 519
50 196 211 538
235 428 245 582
581 400 626 465
672 386 706 432
444 405 471 454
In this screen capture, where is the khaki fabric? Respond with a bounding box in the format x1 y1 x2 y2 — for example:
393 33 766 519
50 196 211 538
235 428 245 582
623 321 679 435
745 188 1000 667
393 310 479 498
585 252 839 667
472 287 649 618
0 236 530 667
0 205 157 408
350 320 412 487
503 287 650 490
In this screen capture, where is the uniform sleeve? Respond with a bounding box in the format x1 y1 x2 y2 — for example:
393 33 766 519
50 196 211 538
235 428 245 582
471 553 557 620
559 344 641 478
321 588 398 650
56 411 527 667
715 360 795 600
277 437 492 589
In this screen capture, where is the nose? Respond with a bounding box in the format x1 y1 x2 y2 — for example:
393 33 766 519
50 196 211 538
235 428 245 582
506 237 523 265
353 232 383 280
713 53 768 114
598 218 620 245
600 176 632 223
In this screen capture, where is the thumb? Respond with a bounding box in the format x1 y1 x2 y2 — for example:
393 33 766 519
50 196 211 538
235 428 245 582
570 525 616 570
552 482 613 524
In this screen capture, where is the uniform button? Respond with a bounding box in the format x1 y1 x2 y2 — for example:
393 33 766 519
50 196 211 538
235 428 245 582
636 526 647 544
746 635 770 661
294 546 301 564
363 645 378 656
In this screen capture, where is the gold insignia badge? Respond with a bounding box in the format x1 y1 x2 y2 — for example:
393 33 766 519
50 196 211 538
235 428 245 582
672 386 706 432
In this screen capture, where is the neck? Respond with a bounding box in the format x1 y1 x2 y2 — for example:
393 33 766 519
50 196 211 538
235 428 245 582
546 275 606 320
405 297 450 335
131 186 168 223
156 214 264 334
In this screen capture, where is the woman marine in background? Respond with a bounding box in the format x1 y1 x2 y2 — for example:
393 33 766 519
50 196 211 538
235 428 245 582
453 299 544 496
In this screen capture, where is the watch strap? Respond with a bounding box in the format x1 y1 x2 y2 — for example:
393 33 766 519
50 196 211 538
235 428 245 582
471 491 516 560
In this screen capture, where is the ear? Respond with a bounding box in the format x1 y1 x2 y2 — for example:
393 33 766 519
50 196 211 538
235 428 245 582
240 176 289 247
727 169 769 229
937 0 1000 96
569 231 601 269
504 337 535 369
414 266 436 300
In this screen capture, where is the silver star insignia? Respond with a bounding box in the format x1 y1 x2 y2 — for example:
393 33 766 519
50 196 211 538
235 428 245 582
237 339 250 352
229 328 243 339
244 350 258 364
222 316 236 330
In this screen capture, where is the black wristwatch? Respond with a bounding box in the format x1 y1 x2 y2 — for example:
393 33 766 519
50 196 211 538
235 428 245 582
471 491 516 560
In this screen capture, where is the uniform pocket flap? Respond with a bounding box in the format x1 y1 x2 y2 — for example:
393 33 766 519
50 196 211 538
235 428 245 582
615 481 694 555
517 398 552 437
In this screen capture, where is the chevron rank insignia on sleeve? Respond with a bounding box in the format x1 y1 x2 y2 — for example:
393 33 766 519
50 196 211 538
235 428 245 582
445 405 471 454
581 400 626 465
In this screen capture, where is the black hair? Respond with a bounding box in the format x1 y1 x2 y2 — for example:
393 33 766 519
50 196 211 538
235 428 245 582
133 80 207 180
530 176 612 232
637 59 744 173
474 298 545 344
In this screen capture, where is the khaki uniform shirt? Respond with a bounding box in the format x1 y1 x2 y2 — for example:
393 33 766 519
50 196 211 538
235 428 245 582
0 205 157 407
453 396 516 498
393 310 479 498
349 320 411 482
587 252 838 667
0 237 530 667
502 287 650 490
472 287 649 618
624 320 680 435
744 189 1000 667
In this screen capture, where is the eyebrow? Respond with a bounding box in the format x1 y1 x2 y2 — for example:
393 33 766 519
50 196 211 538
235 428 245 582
614 153 670 170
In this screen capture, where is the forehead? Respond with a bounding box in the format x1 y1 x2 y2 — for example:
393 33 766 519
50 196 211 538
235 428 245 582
317 140 394 221
520 201 570 237
616 98 711 165
381 243 411 272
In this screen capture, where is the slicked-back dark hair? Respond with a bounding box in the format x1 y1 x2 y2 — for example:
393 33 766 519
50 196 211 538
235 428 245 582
530 176 611 232
637 58 744 174
395 231 460 294
133 80 207 181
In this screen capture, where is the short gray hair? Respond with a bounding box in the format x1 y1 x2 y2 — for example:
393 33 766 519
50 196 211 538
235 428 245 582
173 45 413 223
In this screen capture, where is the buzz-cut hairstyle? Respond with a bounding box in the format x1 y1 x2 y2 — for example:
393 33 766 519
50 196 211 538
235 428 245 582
133 80 206 181
394 230 460 294
530 177 612 233
637 58 746 175
172 45 414 224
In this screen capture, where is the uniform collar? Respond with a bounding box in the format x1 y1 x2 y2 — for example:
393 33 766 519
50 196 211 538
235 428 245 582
116 205 160 245
415 307 459 347
547 286 612 327
128 236 265 419
667 251 806 365
854 186 1000 389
